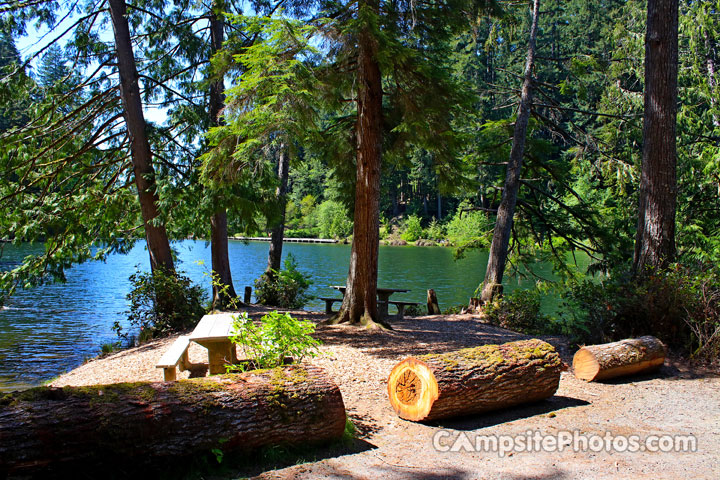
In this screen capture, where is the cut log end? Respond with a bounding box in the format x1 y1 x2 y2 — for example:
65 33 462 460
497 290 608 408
572 336 666 382
388 339 562 422
571 348 602 381
387 358 439 422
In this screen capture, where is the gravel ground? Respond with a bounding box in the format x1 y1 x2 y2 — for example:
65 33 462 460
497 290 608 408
50 308 720 480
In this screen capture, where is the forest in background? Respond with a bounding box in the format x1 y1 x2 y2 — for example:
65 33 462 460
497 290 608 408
0 0 718 360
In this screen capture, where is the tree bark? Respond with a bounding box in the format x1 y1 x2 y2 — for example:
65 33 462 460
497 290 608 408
426 289 441 315
572 336 666 382
632 0 678 274
480 0 540 303
0 365 346 477
210 210 237 307
108 0 174 273
387 339 562 422
209 2 237 308
333 0 385 329
267 147 290 274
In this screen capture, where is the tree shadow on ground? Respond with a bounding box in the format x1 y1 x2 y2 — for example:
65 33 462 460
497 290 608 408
216 437 378 480
348 412 383 438
311 314 573 363
426 396 590 431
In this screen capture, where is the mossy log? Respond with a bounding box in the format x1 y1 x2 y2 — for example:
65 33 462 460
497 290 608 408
572 336 666 382
0 365 345 477
387 339 562 422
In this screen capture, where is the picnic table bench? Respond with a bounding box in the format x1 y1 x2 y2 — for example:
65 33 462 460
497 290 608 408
327 286 417 319
157 313 239 380
156 335 191 381
318 296 343 314
388 300 420 320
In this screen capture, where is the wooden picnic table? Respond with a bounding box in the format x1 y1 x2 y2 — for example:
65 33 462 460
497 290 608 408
188 312 238 375
330 285 409 318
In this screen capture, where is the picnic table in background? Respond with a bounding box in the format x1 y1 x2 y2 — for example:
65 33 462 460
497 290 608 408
329 285 411 319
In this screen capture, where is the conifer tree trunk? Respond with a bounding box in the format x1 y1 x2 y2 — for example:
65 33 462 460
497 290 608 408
209 3 237 307
108 0 174 273
333 0 385 328
633 0 678 274
267 147 289 274
480 0 540 303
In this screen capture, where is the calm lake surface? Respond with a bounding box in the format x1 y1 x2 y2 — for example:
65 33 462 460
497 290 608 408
0 240 577 392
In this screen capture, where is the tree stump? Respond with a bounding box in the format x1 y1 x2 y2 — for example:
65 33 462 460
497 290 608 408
0 365 345 476
426 289 441 315
572 336 666 382
387 339 562 422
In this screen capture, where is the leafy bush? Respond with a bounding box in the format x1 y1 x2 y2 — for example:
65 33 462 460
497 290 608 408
556 279 621 346
681 266 720 361
483 288 550 335
316 200 353 239
443 304 466 314
254 254 312 308
401 215 423 242
116 268 205 342
404 304 424 316
227 310 321 372
379 218 391 240
445 209 492 247
424 219 446 242
558 263 720 362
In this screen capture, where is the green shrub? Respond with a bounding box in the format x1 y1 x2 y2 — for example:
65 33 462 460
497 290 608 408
254 254 312 309
443 304 466 314
445 209 492 246
379 218 391 240
116 268 205 341
483 288 550 335
404 304 424 316
227 310 321 372
556 279 621 346
316 200 353 239
401 215 423 242
424 219 446 242
558 263 720 361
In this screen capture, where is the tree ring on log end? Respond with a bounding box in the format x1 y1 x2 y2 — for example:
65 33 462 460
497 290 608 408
387 358 439 421
395 369 419 405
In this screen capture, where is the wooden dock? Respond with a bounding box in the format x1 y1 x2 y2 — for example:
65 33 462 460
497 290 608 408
232 236 338 244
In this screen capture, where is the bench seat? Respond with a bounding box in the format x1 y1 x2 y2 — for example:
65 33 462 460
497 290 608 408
388 300 420 320
318 297 343 314
156 335 190 381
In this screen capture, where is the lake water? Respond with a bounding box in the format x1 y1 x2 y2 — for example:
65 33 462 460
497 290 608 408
0 240 573 392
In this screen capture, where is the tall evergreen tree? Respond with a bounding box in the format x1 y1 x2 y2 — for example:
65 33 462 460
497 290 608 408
108 0 174 273
481 0 540 302
308 0 491 327
633 0 678 273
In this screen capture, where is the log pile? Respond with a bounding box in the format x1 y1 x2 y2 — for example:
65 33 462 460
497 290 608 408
0 365 345 476
387 339 562 422
572 336 666 382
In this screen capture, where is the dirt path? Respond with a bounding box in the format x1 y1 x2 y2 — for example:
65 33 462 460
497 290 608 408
50 310 720 479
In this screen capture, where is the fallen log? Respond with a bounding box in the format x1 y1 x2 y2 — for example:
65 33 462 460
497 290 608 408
0 365 345 477
387 339 562 422
572 336 666 382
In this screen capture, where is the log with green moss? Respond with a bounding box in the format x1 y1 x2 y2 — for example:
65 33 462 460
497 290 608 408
387 339 562 422
572 336 666 382
0 365 345 477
